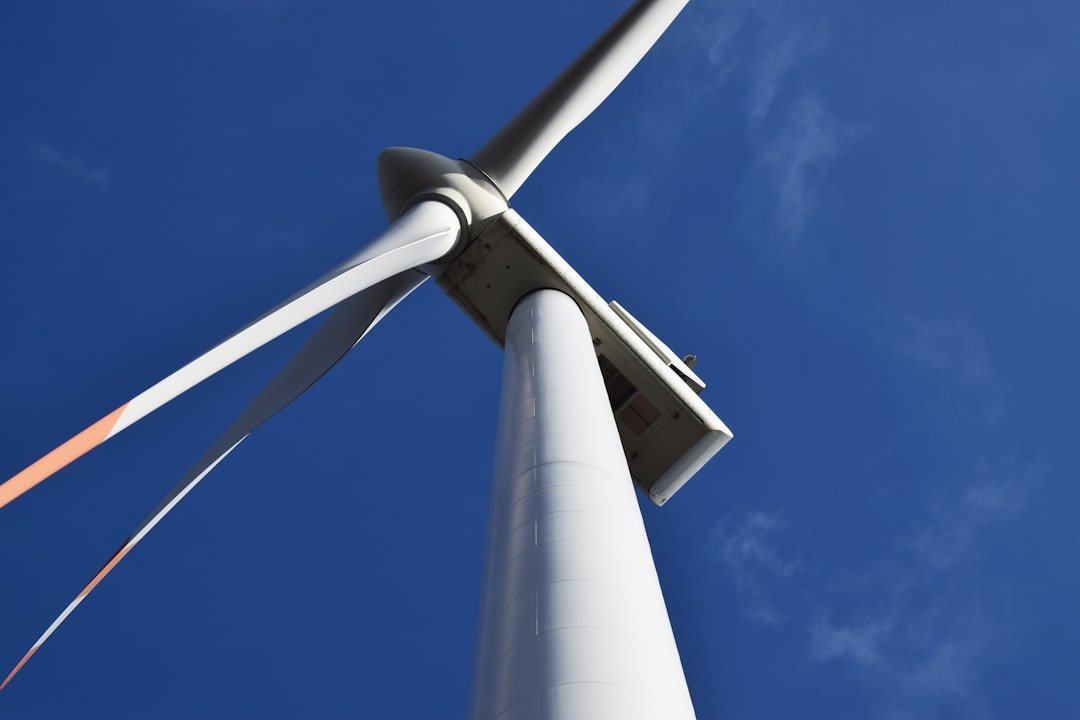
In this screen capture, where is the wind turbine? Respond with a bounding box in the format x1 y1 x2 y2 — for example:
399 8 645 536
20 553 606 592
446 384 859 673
1 0 731 716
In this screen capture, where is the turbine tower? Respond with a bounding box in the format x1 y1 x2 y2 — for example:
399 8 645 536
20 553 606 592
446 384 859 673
1 1 732 716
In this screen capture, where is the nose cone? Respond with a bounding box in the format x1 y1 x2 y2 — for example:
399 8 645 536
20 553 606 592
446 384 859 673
375 147 508 229
376 147 436 221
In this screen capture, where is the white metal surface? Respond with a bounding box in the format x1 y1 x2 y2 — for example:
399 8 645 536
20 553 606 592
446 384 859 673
0 200 461 516
0 270 431 690
438 208 731 504
609 300 705 393
111 200 460 436
2 0 729 698
470 0 689 198
470 289 696 720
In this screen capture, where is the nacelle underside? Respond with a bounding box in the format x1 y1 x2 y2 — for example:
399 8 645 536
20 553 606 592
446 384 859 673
436 209 731 505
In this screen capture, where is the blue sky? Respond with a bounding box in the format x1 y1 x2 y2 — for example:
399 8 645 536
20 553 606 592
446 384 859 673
2 0 1078 717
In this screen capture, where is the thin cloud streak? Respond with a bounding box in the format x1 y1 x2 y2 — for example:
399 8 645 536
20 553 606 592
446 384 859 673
763 92 846 239
717 320 1031 717
804 318 1034 718
30 142 111 188
882 312 1007 431
749 23 827 120
806 466 1030 719
810 616 891 666
689 2 746 90
690 0 852 244
885 315 993 385
693 0 827 120
709 510 798 625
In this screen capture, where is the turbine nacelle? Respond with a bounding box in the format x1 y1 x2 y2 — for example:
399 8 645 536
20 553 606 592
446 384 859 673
0 0 725 699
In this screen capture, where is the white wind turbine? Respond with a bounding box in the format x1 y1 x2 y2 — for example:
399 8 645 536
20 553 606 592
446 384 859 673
1 1 731 716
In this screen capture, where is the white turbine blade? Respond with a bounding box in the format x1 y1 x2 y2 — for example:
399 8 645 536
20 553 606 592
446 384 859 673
0 270 425 693
469 0 688 198
0 200 460 511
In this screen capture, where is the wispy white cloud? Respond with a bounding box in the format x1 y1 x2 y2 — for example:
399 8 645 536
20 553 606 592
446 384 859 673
801 315 1035 718
810 616 891 665
963 473 1023 513
806 465 1029 718
692 0 827 120
31 142 111 188
810 607 992 718
763 92 847 239
885 315 993 385
882 313 1008 433
689 2 747 89
896 460 1028 576
749 22 827 120
812 612 990 719
709 510 798 625
688 1 852 244
901 639 981 699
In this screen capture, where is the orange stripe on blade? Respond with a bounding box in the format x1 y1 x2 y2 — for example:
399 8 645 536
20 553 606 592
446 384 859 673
0 645 39 692
0 546 139 690
0 404 128 511
77 544 135 601
0 544 138 693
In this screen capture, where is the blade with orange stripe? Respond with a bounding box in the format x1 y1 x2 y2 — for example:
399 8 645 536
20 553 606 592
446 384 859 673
0 201 459 512
0 271 426 692
0 405 128 510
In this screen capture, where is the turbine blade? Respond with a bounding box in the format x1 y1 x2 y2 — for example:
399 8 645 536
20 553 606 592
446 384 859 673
469 0 688 198
0 270 425 693
0 200 460 511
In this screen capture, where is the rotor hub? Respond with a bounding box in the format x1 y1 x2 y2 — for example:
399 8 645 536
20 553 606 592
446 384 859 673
376 147 509 250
